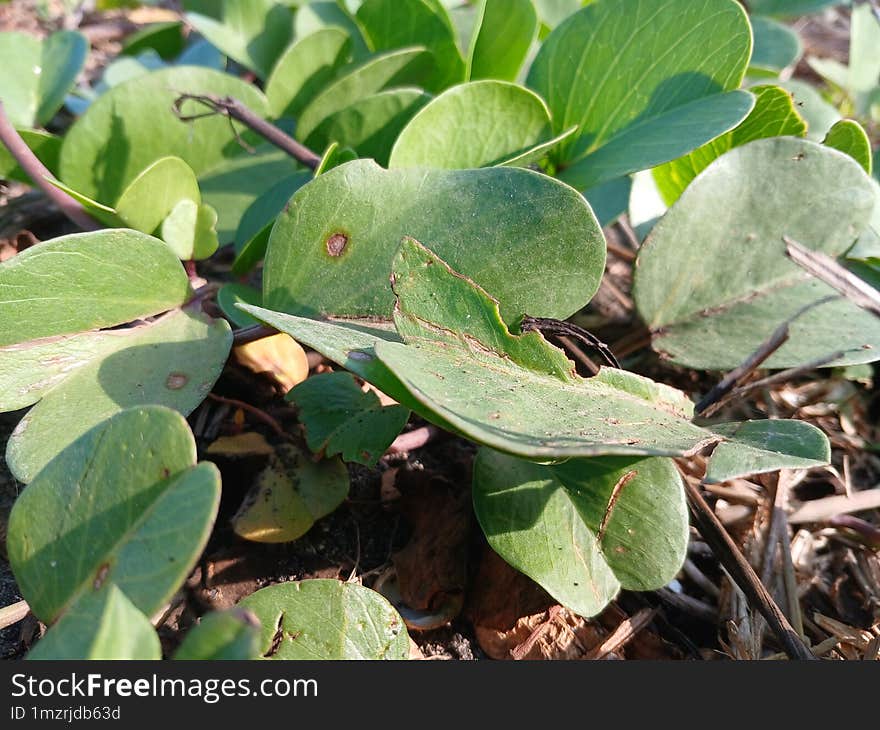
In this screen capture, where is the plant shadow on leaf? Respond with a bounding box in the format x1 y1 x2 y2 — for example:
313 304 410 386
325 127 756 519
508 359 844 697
94 110 130 205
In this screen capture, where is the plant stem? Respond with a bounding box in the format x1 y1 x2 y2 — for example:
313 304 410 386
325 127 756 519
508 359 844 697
0 599 29 631
172 94 321 170
233 324 277 346
386 425 442 455
683 479 815 660
784 236 880 319
695 322 790 415
0 101 100 231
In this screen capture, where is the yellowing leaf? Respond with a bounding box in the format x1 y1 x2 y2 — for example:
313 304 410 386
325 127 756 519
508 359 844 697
233 333 309 392
232 443 349 543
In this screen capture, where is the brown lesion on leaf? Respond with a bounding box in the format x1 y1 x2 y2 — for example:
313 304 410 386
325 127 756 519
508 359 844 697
165 372 189 390
93 562 111 590
596 470 638 543
263 612 286 657
325 232 349 257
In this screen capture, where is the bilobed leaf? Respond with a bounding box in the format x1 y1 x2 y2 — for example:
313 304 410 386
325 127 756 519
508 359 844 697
750 16 802 75
114 156 201 235
7 406 221 623
634 138 880 370
239 580 410 659
527 0 754 188
27 584 161 661
653 84 807 205
160 199 220 261
265 28 353 119
263 159 605 324
467 0 538 82
59 66 269 207
388 81 550 169
184 0 295 79
4 307 231 483
706 420 830 483
231 443 349 544
0 30 88 127
295 47 429 143
356 0 465 92
288 371 410 465
174 609 261 660
0 229 190 346
304 88 431 166
473 450 688 618
823 120 873 175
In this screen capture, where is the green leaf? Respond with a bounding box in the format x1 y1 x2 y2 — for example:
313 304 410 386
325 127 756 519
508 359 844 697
653 84 807 206
160 199 220 260
238 580 410 659
823 119 873 175
0 128 60 184
705 419 830 483
184 0 295 79
174 609 261 660
583 176 633 227
295 1 370 61
467 0 537 82
371 238 712 460
198 144 301 243
389 81 550 169
849 2 880 102
217 283 262 328
263 159 605 323
245 241 828 470
634 138 880 370
0 229 191 346
0 30 88 127
231 443 349 543
265 28 353 119
121 21 185 60
114 156 201 234
232 171 312 274
314 141 359 175
59 66 269 207
749 16 802 75
304 88 431 166
7 406 221 623
295 47 429 144
527 0 754 188
777 79 841 141
288 371 409 465
27 584 161 660
236 306 422 413
749 0 842 15
356 0 465 92
3 307 231 483
473 449 687 617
